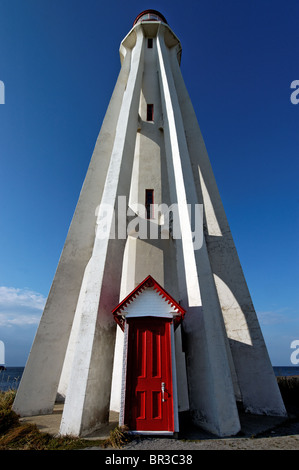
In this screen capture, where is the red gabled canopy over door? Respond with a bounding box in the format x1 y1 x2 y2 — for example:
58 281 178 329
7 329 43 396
125 317 174 432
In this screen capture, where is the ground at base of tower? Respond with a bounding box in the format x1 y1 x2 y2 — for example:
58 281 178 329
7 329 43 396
20 405 299 450
87 414 299 450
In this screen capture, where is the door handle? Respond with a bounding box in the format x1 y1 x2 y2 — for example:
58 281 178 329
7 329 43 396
161 382 165 402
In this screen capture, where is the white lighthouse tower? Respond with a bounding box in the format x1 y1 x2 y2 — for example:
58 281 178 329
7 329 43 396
13 10 286 437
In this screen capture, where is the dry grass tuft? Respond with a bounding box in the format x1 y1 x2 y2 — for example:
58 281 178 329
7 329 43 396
277 376 299 408
105 425 130 448
0 389 115 450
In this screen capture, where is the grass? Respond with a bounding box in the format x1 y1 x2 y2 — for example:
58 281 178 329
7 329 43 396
0 390 130 450
277 376 299 407
2 376 297 449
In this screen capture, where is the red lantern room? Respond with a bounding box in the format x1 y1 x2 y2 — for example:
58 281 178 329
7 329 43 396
133 9 168 26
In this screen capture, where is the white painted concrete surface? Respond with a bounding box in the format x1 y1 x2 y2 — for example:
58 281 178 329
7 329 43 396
13 12 287 438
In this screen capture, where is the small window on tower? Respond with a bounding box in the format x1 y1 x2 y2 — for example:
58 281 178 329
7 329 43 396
145 189 154 219
147 38 153 48
147 104 154 121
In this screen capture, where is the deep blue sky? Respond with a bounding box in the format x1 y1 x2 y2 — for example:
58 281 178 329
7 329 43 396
0 0 298 366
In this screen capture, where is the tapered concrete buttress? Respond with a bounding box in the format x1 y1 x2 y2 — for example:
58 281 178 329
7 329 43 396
12 31 132 419
156 25 241 436
167 38 286 419
14 11 286 437
59 27 145 436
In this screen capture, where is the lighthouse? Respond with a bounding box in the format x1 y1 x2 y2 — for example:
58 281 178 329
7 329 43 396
13 10 286 437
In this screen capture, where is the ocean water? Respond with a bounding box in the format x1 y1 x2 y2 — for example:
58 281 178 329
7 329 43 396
0 366 298 392
273 366 299 377
0 367 24 391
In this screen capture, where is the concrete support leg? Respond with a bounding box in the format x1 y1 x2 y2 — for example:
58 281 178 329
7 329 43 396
12 33 132 419
157 26 240 436
59 27 145 436
168 45 287 419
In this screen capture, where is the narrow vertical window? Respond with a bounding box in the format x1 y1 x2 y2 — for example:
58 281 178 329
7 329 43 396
147 104 154 121
145 189 154 219
147 38 153 48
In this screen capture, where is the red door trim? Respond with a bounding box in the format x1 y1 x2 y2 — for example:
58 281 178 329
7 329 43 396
124 317 174 433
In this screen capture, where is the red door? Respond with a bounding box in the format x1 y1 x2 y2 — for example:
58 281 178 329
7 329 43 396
125 317 174 432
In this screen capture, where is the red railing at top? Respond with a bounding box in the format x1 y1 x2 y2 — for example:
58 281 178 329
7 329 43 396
133 9 167 26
